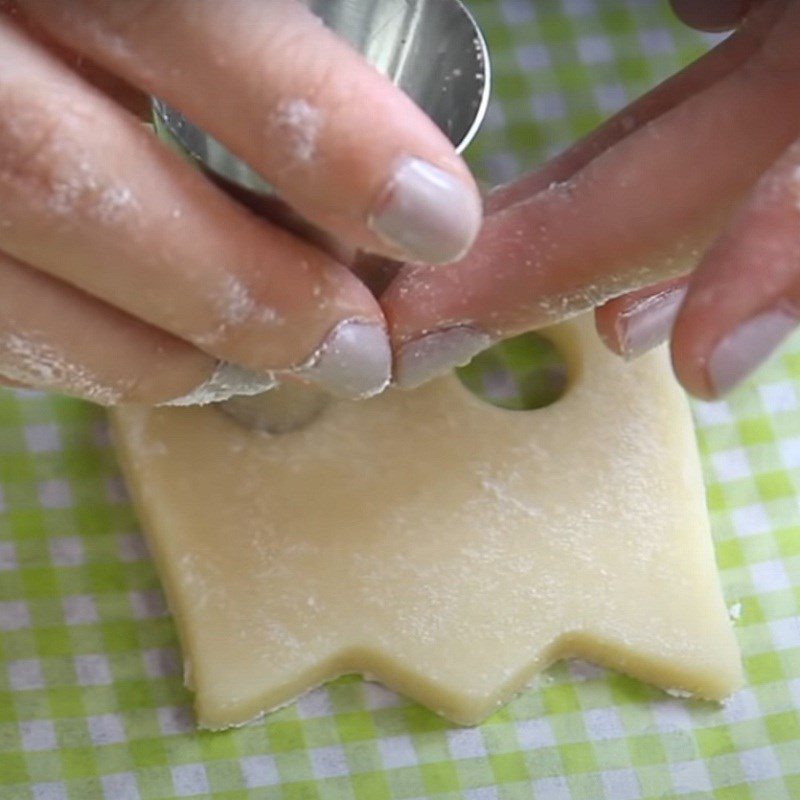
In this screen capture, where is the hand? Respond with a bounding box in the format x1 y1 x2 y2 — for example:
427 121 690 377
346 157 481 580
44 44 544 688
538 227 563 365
383 0 800 399
0 0 481 404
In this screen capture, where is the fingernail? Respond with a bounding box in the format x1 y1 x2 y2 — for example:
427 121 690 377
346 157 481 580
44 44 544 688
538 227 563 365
708 307 797 396
291 319 391 399
395 325 493 389
164 321 391 406
369 156 482 264
617 285 688 360
162 363 278 406
672 0 749 31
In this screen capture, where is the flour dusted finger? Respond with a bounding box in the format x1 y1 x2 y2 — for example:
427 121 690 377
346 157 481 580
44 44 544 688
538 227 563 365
0 377 29 390
0 19 389 399
17 0 482 265
384 1 800 389
486 0 783 213
673 133 800 397
0 251 218 405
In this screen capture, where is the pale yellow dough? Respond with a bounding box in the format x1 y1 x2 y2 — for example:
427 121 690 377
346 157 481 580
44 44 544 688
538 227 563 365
110 317 742 729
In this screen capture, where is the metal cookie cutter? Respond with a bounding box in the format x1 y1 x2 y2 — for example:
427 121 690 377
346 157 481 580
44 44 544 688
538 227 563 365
152 0 491 433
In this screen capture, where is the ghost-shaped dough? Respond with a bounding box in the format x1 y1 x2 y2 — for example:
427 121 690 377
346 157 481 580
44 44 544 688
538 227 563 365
111 316 741 729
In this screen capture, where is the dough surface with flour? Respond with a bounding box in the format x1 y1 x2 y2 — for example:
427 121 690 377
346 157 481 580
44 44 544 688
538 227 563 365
110 316 742 729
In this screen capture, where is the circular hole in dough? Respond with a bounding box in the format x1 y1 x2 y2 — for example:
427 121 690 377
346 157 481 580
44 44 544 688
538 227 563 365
456 331 569 410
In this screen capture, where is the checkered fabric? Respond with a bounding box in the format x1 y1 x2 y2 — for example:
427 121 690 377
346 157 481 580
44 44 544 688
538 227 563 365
1 1 799 798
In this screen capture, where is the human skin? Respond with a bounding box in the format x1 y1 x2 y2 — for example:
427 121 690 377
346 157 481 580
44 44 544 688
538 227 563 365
3 1 798 404
385 0 800 399
0 0 481 403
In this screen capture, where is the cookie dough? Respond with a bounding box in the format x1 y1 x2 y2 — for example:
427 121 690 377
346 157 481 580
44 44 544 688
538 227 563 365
110 316 742 729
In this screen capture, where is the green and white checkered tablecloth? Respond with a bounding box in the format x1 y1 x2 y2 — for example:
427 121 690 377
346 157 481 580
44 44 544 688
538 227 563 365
1 2 799 798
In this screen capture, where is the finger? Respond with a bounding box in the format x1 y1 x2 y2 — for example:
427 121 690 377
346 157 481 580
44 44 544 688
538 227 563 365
671 137 800 398
486 0 786 213
68 59 149 120
17 0 483 265
0 251 224 405
385 2 800 388
670 0 753 31
487 0 781 369
0 20 390 399
594 277 690 359
1 0 148 116
0 377 29 390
